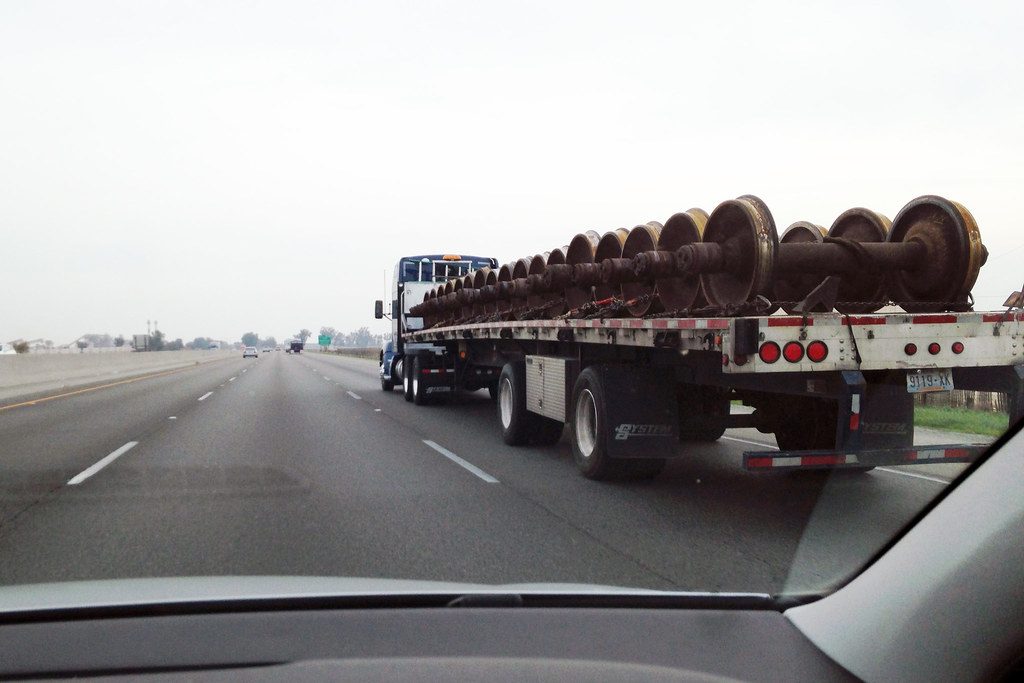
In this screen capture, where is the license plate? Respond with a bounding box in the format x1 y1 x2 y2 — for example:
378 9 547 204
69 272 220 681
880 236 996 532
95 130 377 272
907 368 954 393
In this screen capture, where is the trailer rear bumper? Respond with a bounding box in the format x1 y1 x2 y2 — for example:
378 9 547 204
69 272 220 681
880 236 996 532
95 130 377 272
743 444 988 471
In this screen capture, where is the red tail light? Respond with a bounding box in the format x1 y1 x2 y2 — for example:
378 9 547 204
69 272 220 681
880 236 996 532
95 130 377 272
759 342 781 364
807 341 828 362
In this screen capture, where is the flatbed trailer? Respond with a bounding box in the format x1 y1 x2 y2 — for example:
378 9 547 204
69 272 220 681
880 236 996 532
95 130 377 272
377 194 1022 479
396 310 1024 479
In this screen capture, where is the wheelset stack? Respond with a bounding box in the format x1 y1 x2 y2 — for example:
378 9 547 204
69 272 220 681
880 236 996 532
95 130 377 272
410 195 987 326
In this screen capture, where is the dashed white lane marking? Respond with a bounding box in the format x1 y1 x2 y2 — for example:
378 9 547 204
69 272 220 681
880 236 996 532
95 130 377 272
68 442 138 485
229 377 236 382
423 440 499 484
168 416 177 420
198 392 214 401
347 391 362 400
374 409 381 412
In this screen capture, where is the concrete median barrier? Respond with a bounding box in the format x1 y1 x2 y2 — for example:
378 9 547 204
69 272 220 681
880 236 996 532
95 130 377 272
0 350 235 402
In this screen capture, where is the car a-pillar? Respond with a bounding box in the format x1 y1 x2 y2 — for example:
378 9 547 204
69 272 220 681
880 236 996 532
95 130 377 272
570 364 678 480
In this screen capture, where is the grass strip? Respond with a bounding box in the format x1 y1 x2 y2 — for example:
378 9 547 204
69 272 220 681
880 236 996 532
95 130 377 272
914 406 1009 437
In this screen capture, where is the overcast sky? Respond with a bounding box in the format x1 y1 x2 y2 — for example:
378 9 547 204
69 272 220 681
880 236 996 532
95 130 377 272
2 0 1022 345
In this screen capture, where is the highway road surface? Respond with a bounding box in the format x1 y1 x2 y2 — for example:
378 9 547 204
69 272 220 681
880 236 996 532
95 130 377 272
0 351 980 594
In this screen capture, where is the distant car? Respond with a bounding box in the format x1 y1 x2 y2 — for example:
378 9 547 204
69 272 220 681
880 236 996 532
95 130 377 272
242 346 257 358
261 347 271 353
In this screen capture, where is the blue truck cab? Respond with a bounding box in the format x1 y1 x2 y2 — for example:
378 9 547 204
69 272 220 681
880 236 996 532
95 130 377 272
375 254 497 392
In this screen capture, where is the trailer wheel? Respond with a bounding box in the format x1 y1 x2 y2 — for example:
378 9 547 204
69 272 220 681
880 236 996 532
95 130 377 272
571 369 615 478
571 368 664 480
412 355 429 406
497 362 530 445
496 363 564 446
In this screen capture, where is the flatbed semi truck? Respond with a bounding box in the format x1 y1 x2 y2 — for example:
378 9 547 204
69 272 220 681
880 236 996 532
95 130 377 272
376 195 1024 480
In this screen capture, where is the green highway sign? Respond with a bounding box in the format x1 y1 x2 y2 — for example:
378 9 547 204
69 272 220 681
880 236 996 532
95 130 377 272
318 335 331 346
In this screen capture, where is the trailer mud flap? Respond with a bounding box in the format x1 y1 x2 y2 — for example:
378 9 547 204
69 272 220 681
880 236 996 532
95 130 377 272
595 365 679 459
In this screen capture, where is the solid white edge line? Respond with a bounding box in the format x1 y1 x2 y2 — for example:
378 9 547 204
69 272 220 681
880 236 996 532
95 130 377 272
198 391 214 401
347 391 362 400
721 435 777 450
876 467 951 485
68 442 138 485
423 440 499 484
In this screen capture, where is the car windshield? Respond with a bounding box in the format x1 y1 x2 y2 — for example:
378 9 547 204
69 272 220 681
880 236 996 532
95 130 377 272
0 1 1021 602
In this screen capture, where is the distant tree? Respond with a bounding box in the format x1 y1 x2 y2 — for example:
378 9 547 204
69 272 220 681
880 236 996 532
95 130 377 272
297 329 311 343
114 335 125 347
352 327 373 348
188 337 212 350
165 338 185 351
13 341 29 354
76 340 88 352
150 329 165 351
241 332 259 347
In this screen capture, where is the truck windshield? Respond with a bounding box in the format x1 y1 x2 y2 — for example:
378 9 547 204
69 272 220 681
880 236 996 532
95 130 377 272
399 257 494 283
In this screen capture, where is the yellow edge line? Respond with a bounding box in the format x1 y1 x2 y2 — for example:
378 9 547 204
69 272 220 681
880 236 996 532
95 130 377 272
0 360 230 412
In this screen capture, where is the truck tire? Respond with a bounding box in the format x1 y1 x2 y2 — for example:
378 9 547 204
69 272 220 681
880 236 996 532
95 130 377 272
571 368 616 479
412 355 429 406
570 367 664 480
381 376 394 391
497 362 531 445
403 360 414 402
497 362 564 446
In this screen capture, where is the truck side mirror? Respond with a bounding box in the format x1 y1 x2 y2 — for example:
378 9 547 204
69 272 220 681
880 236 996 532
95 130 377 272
374 300 384 319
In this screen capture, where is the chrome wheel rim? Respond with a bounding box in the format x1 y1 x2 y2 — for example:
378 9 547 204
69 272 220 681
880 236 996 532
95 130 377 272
574 389 598 458
499 378 514 429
